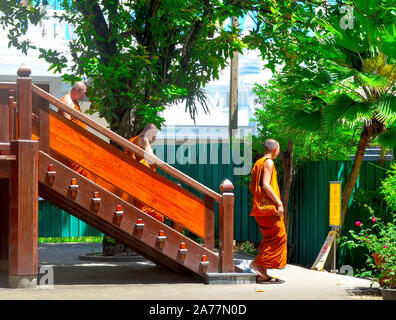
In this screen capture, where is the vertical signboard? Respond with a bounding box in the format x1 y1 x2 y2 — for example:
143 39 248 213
329 181 341 228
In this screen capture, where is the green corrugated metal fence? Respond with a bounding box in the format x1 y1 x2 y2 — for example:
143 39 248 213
290 160 391 267
39 200 103 237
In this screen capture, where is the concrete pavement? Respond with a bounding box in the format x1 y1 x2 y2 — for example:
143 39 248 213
0 243 382 300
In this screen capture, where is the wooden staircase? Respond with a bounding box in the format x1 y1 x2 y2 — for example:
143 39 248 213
0 66 236 288
38 151 220 276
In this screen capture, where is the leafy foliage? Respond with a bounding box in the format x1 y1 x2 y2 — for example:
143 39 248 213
381 162 396 211
252 73 360 168
0 0 252 137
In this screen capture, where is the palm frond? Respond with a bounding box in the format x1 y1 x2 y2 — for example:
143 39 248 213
374 93 396 125
281 109 323 137
358 72 391 91
314 16 369 54
184 87 210 123
377 124 396 151
323 94 373 128
324 61 358 82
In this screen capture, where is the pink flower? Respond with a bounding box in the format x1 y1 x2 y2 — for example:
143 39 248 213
366 236 369 239
383 245 388 249
371 217 376 223
355 221 362 227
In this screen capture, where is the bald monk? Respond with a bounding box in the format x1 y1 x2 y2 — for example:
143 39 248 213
59 81 88 176
59 81 87 129
249 139 287 284
125 124 164 223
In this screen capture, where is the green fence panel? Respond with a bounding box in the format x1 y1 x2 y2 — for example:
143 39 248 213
38 200 104 238
289 160 391 267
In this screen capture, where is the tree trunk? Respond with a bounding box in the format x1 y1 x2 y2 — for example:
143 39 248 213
279 140 294 237
341 119 386 227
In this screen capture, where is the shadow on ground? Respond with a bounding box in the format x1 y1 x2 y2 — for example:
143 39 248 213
0 263 202 288
0 243 202 288
346 287 381 297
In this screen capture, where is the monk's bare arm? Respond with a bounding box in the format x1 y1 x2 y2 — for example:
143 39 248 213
138 136 155 155
262 159 283 215
138 136 157 166
59 95 73 120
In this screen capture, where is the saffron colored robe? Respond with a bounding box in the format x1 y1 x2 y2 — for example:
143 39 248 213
60 95 88 177
125 136 165 223
250 155 287 269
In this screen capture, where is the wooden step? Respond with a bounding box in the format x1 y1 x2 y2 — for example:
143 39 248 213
38 151 219 278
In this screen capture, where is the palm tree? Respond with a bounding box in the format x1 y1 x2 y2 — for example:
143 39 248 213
281 1 396 227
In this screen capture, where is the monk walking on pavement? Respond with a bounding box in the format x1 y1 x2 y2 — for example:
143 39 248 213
249 139 287 284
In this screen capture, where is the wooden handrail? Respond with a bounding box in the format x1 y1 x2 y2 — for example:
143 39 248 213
31 84 222 202
0 82 17 89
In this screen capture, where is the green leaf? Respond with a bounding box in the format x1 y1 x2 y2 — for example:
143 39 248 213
377 127 396 150
376 94 396 125
282 109 323 135
324 93 375 129
358 73 390 91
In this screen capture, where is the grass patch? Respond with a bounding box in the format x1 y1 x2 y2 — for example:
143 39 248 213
38 236 104 244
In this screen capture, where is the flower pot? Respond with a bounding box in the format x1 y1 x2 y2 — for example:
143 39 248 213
380 287 396 300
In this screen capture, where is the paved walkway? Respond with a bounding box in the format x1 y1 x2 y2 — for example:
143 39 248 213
0 243 382 300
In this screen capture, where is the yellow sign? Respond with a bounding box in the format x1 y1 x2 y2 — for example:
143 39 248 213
329 181 341 227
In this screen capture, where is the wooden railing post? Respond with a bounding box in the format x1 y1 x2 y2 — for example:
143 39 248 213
218 179 234 273
204 195 215 251
9 65 39 288
16 64 32 140
8 90 16 141
0 88 9 153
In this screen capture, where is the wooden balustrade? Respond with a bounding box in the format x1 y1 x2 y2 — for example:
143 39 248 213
32 84 222 203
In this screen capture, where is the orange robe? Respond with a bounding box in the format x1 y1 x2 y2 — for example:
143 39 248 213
250 155 287 269
125 135 164 223
60 95 88 177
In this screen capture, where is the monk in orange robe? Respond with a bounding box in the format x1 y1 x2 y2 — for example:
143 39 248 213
249 138 287 284
59 81 88 176
125 123 164 223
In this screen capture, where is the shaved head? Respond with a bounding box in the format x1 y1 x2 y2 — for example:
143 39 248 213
70 81 87 101
72 81 86 92
141 123 158 143
264 139 279 153
142 123 158 132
